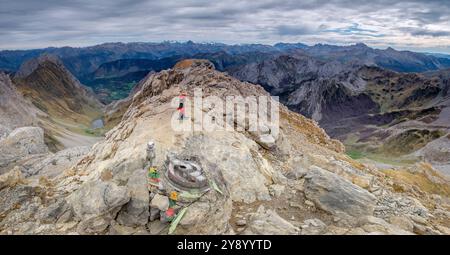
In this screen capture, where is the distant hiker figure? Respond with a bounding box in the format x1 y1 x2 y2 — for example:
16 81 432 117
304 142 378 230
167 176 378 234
177 93 186 120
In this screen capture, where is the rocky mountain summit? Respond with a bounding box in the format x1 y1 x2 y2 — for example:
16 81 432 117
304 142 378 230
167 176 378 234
300 43 450 73
2 41 450 104
0 60 449 235
2 41 449 75
13 55 103 122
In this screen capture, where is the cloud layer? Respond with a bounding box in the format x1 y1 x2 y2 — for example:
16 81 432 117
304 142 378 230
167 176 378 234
1 0 449 53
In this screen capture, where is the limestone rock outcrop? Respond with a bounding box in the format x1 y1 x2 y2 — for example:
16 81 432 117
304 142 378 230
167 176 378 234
0 59 448 235
304 166 377 220
0 127 48 174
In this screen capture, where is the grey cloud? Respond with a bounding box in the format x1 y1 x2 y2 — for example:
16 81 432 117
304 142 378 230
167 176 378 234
0 0 449 52
276 25 317 36
401 27 450 37
410 10 450 25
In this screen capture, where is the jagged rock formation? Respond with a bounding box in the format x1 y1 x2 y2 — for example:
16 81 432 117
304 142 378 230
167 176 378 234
230 54 376 122
0 126 90 178
84 57 181 103
4 45 444 172
14 54 61 79
0 66 95 175
231 54 450 172
0 72 41 130
6 55 106 150
300 43 450 73
14 55 103 125
2 42 449 106
1 42 449 76
243 205 300 234
28 146 91 178
0 127 48 174
103 72 149 129
304 166 376 220
0 56 99 177
0 60 448 235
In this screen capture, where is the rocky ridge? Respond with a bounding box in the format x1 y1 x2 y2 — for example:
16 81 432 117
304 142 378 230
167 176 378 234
231 54 450 171
6 55 106 150
0 60 448 235
0 72 41 131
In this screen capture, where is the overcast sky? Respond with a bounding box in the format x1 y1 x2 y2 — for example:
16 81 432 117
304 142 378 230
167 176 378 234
1 0 450 53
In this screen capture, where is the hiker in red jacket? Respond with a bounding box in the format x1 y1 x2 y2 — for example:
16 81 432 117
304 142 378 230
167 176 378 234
178 93 186 120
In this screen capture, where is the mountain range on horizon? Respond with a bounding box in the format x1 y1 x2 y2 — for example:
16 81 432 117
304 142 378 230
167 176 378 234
2 41 450 103
2 41 450 172
2 41 450 72
3 0 450 238
1 41 450 235
4 0 450 238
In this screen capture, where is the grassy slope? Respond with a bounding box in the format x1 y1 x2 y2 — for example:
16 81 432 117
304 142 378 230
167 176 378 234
340 68 449 169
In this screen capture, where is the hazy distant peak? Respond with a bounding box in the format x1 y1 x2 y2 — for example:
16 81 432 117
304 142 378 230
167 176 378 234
386 46 396 51
353 43 369 48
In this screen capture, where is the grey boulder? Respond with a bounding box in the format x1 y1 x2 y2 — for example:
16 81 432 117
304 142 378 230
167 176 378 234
67 180 130 221
116 169 150 227
304 166 376 220
244 205 299 235
0 127 48 174
150 193 169 211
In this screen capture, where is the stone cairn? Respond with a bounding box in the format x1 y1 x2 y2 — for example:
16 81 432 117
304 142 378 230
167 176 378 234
146 141 211 226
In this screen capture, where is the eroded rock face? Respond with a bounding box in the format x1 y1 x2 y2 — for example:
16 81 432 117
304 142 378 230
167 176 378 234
116 169 149 227
0 127 48 174
179 133 272 203
0 73 39 131
301 218 327 235
38 199 72 224
0 168 24 190
304 166 376 220
1 59 448 235
67 181 130 224
244 206 300 235
0 125 11 140
176 195 233 235
26 146 90 178
356 216 413 235
0 184 41 231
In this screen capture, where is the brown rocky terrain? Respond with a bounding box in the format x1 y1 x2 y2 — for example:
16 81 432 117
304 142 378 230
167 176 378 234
0 72 41 132
0 59 448 235
14 55 103 127
0 55 106 176
10 55 105 150
231 54 450 173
